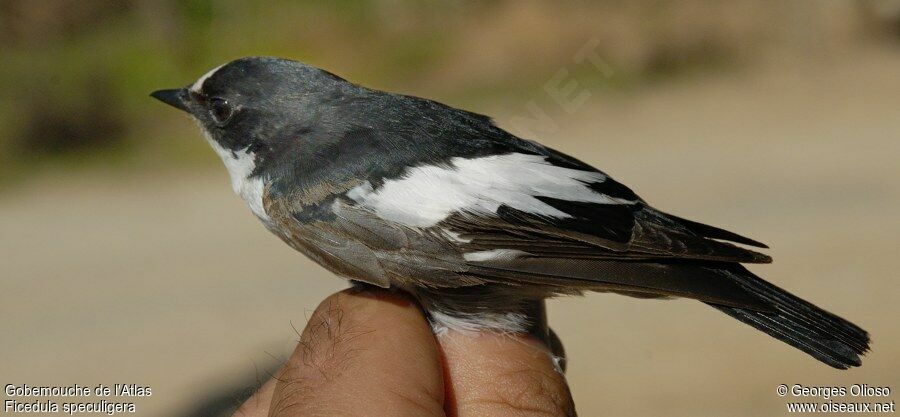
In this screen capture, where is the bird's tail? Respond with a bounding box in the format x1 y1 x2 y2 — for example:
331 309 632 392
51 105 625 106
707 265 869 369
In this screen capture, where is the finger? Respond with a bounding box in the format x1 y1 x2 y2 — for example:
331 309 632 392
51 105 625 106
231 375 278 417
439 329 576 417
269 288 446 417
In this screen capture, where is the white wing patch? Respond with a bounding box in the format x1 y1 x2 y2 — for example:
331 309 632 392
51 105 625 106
463 249 529 262
442 229 472 243
347 153 633 227
201 128 270 222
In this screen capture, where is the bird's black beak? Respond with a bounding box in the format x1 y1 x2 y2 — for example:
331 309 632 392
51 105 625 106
150 88 190 113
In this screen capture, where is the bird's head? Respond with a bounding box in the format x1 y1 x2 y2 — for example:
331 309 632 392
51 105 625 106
151 57 353 179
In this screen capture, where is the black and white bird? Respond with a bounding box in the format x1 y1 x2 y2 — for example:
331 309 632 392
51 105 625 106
152 57 869 369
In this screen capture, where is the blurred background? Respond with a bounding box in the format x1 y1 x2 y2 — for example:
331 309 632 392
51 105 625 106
1 1 899 416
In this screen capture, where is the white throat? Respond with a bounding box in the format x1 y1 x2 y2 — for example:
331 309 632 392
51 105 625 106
202 131 270 222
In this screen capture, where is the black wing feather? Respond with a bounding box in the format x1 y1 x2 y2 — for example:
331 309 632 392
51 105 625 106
467 257 774 311
444 203 771 264
666 213 769 248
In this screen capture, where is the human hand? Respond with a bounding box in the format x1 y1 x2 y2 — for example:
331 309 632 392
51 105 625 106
232 288 575 417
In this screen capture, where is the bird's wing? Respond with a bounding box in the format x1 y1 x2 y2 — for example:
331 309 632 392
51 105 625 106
267 195 774 312
342 151 770 265
261 150 773 310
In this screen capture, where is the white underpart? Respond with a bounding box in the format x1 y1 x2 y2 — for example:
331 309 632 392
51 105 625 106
348 153 634 227
191 64 225 93
550 354 565 374
201 129 270 222
463 249 528 262
429 310 529 335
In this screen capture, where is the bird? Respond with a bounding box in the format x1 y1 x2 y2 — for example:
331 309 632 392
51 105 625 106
152 57 869 369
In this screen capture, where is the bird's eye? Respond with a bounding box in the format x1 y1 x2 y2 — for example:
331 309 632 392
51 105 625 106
209 98 233 125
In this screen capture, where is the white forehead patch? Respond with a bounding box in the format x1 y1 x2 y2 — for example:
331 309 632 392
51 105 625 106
191 64 226 93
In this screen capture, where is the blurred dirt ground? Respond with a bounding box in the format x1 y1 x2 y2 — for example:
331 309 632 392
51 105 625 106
2 48 899 416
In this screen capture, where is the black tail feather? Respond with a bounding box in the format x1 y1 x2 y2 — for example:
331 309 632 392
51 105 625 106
708 265 869 369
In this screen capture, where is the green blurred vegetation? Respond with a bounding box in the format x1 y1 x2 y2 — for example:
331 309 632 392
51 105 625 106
0 1 897 186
